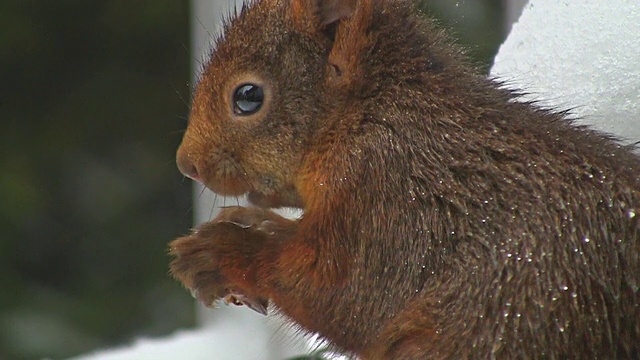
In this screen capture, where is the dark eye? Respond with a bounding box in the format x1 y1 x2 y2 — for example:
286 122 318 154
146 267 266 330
233 84 264 115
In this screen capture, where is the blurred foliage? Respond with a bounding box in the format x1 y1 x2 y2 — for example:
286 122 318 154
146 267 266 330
0 0 506 359
426 0 507 72
0 1 193 359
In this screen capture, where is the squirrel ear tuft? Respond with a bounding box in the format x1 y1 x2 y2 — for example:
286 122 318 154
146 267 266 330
291 0 357 30
291 0 373 85
327 0 373 83
317 0 357 26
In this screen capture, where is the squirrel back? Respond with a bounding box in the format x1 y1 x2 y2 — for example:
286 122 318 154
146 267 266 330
173 0 640 358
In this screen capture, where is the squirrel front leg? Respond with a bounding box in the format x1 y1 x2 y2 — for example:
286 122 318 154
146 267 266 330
169 206 296 314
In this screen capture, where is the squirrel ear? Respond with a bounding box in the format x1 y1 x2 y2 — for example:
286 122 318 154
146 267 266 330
291 0 373 84
291 0 357 30
327 0 373 83
317 0 357 26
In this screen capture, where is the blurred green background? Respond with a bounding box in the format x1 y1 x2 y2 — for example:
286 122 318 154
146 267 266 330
0 1 508 359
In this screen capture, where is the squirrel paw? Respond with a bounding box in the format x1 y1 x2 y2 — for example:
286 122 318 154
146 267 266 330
169 219 269 313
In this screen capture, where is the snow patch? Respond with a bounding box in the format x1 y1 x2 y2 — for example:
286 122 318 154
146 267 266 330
491 0 640 146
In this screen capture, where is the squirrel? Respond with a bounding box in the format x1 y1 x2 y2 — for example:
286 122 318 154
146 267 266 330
169 0 640 358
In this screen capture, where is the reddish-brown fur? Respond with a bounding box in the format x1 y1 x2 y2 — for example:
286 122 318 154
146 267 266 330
170 0 640 358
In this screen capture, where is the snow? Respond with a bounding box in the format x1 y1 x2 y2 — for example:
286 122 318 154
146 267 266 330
75 1 640 359
71 306 309 360
491 0 640 146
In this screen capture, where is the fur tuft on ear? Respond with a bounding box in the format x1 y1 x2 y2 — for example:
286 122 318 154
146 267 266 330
291 0 357 30
290 0 374 86
328 0 374 85
317 0 357 25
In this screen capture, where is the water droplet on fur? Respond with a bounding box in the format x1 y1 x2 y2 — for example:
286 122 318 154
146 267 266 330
558 325 565 332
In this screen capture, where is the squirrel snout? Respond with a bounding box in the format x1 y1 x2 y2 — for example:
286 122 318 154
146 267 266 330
176 149 201 182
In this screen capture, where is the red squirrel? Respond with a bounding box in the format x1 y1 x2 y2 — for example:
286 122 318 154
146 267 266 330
169 0 640 358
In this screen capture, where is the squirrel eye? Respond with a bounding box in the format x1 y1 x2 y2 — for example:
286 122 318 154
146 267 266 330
233 84 264 115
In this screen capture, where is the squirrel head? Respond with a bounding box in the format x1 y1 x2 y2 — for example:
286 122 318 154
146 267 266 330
177 0 468 209
177 0 376 208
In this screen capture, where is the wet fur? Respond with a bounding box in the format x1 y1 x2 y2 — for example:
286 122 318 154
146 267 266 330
171 0 640 358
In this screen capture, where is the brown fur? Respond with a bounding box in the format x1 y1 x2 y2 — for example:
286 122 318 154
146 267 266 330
170 0 640 358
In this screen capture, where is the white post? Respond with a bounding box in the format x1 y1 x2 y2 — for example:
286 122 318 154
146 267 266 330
504 0 528 33
189 1 309 358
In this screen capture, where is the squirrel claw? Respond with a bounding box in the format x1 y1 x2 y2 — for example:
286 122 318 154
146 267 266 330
224 294 269 315
218 220 252 229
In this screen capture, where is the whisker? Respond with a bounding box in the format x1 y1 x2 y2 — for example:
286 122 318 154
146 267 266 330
195 15 216 47
209 195 217 220
236 162 253 192
196 183 207 200
179 181 202 219
171 81 191 108
222 161 229 210
168 128 187 137
181 43 202 82
177 36 201 75
183 200 195 218
193 15 220 81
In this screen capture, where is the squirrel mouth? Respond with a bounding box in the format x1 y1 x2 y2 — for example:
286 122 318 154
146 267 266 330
247 189 304 210
200 175 303 209
204 181 250 198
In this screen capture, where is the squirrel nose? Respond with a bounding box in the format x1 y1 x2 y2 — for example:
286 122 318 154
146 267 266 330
176 149 201 182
